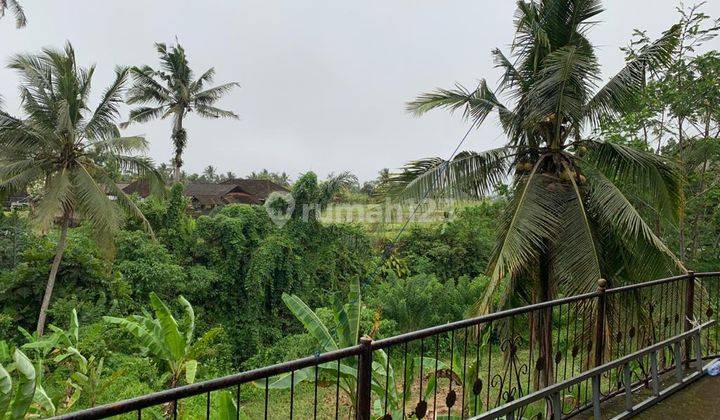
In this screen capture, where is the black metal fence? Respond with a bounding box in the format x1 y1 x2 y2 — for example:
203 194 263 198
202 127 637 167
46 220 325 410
473 320 715 420
55 271 720 420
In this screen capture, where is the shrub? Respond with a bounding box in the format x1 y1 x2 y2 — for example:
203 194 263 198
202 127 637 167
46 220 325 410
368 274 489 333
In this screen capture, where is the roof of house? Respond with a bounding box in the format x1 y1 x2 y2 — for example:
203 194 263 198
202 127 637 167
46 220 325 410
221 179 288 199
121 180 151 198
184 179 287 206
184 183 241 206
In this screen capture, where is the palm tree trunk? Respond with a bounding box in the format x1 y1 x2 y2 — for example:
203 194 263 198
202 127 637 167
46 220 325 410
539 275 554 388
36 216 70 336
533 253 554 390
172 110 186 184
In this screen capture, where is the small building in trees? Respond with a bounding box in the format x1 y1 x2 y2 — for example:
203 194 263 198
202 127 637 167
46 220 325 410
184 179 288 212
112 179 287 213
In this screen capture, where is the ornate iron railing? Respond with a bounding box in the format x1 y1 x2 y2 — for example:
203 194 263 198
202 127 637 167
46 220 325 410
54 271 720 419
472 320 715 420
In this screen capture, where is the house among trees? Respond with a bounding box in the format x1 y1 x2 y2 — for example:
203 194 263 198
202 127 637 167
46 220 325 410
185 179 288 212
115 178 288 213
2 190 29 209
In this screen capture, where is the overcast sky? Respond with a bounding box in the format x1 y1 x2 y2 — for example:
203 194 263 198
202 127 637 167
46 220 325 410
1 1 718 182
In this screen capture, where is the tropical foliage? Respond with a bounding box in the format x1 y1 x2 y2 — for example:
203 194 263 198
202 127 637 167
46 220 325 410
0 0 26 28
0 1 718 418
124 42 239 182
392 0 686 312
104 293 215 389
0 43 160 335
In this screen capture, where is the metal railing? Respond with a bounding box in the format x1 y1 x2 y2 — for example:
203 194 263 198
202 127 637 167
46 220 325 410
471 320 715 420
55 271 720 419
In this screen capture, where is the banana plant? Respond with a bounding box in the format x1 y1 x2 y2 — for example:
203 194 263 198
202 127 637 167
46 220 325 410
0 342 8 363
104 293 201 389
16 327 59 365
47 309 123 411
266 280 442 418
66 355 124 408
0 348 55 419
262 281 365 413
215 392 250 420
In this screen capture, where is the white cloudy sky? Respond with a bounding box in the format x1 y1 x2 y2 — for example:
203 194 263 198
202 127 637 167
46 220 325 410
1 1 718 182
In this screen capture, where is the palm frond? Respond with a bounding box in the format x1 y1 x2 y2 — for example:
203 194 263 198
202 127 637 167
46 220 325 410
34 168 73 232
127 66 173 105
583 140 683 220
193 82 240 106
582 164 683 272
88 136 148 155
100 176 155 238
124 106 167 127
0 159 41 192
488 157 563 282
585 24 681 124
552 162 602 296
189 68 215 93
406 80 509 124
85 67 129 139
1 0 27 28
387 147 511 201
194 105 239 120
526 44 598 131
71 164 121 237
493 48 528 95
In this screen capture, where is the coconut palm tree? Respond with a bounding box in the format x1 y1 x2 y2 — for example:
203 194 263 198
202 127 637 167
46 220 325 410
392 0 685 385
0 0 26 28
0 43 161 335
124 42 239 182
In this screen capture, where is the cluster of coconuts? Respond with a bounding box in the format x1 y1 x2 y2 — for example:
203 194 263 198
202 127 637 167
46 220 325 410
515 161 534 174
546 170 586 192
559 169 587 184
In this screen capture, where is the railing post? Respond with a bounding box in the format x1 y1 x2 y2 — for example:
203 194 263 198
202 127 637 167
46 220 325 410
673 341 684 382
623 362 633 412
550 392 562 420
649 350 660 396
684 271 696 368
591 374 602 420
694 332 704 373
594 278 607 367
356 336 373 420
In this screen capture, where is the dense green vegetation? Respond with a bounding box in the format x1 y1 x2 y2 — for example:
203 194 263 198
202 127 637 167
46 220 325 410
0 0 718 418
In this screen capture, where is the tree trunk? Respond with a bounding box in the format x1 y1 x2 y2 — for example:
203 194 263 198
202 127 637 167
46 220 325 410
172 110 186 184
689 110 713 261
163 374 180 418
533 253 554 390
678 115 686 263
36 216 70 336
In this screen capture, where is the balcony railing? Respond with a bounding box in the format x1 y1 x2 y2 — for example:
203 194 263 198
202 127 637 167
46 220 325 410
55 271 720 419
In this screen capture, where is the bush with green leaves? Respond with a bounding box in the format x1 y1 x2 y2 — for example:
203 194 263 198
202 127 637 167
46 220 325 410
0 228 127 335
392 202 501 280
104 293 219 389
0 211 28 273
114 230 187 304
368 274 490 333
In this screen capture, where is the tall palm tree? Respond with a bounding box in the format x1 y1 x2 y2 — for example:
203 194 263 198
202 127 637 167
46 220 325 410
393 0 685 385
0 43 161 335
124 42 239 183
0 0 26 28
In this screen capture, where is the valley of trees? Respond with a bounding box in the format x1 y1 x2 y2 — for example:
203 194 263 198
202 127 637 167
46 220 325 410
0 0 718 418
